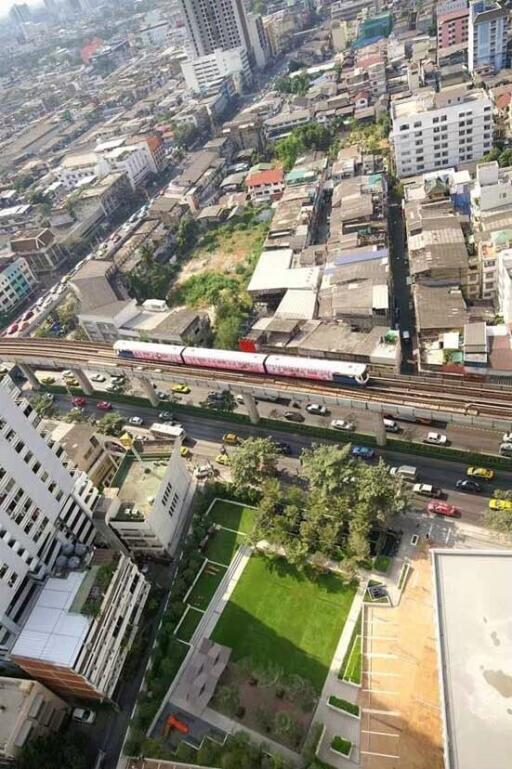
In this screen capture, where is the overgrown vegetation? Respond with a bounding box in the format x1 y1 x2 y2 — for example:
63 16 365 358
273 123 340 170
275 72 311 96
481 144 512 168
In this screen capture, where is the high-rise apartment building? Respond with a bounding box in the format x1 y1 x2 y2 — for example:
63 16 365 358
391 85 494 177
9 3 31 25
468 0 508 73
179 0 269 69
0 375 97 654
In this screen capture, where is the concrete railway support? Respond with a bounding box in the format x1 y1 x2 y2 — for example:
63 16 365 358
241 392 260 424
71 368 93 396
17 363 40 390
138 376 159 408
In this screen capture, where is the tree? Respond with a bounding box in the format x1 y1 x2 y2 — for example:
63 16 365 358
56 298 78 329
63 407 91 424
300 443 355 495
96 411 125 436
214 306 245 349
17 730 88 769
230 437 280 490
175 218 199 256
32 394 55 418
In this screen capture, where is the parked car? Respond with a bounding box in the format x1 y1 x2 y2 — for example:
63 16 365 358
156 390 169 400
72 708 96 724
427 501 461 517
158 411 173 422
503 432 512 443
351 445 375 460
91 374 106 382
216 453 230 465
423 432 448 445
467 466 494 480
413 483 441 498
306 403 328 416
383 418 400 433
273 441 291 455
96 401 112 411
456 479 482 493
194 464 213 479
180 446 191 458
489 498 512 511
284 411 305 422
222 433 240 445
172 383 190 394
41 376 55 385
72 397 86 408
129 416 144 426
330 419 355 431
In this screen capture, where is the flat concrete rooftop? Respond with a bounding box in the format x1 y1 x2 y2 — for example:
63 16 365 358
432 550 512 769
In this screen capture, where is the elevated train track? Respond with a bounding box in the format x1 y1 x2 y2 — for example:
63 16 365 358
1 339 512 422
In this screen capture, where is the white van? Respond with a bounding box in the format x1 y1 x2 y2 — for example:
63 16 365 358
383 418 400 433
389 465 418 482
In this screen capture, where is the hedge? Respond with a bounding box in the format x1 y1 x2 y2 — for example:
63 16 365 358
39 384 512 469
373 555 391 574
328 695 359 717
330 736 352 756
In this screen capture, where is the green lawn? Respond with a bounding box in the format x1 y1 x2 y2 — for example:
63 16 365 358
339 614 362 685
176 606 204 642
208 500 256 534
205 527 247 565
211 556 357 693
187 563 227 610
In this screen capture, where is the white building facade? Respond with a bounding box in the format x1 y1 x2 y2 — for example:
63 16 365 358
391 86 494 177
181 46 251 94
468 0 508 74
0 256 38 314
0 376 97 653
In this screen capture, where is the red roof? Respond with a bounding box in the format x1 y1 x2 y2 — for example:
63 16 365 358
246 169 284 188
496 92 512 110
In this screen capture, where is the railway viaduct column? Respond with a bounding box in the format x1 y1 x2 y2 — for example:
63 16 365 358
241 391 260 424
71 368 93 396
17 363 40 390
139 376 159 408
374 415 387 448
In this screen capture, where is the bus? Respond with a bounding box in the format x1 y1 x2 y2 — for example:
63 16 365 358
150 423 186 442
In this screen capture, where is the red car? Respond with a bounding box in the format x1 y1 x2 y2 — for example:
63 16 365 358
427 501 461 518
22 310 34 320
96 401 112 411
7 323 19 334
72 396 86 407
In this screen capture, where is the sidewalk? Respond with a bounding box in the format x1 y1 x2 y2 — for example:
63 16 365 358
312 582 366 768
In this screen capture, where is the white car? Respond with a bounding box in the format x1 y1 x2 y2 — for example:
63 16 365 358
129 416 144 426
306 403 328 416
194 465 213 479
424 432 448 445
72 707 96 724
330 419 355 431
91 374 106 382
503 432 512 443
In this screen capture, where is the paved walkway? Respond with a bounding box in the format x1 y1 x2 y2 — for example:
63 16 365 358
312 581 367 769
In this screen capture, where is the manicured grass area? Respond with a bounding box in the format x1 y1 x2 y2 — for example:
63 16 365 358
205 527 246 565
373 555 392 574
339 613 362 685
331 736 352 757
187 563 227 611
328 695 360 717
175 606 204 642
211 555 357 693
208 500 256 534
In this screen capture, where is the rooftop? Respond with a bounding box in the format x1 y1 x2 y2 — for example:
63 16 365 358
432 550 512 769
414 284 469 331
114 457 168 518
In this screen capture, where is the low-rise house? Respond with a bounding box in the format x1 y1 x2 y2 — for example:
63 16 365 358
264 108 311 139
245 167 284 203
10 228 67 278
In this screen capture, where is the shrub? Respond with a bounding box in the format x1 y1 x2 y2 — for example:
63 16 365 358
328 695 359 716
373 555 391 573
331 736 352 756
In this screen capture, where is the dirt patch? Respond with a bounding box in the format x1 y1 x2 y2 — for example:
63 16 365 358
177 223 267 285
360 545 444 769
210 661 316 751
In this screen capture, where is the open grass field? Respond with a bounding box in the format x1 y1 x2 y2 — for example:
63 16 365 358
208 500 256 534
211 555 357 693
205 527 246 566
187 563 227 611
175 606 204 643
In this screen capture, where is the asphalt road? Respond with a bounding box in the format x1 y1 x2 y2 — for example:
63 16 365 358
38 367 508 456
45 392 512 528
388 197 415 373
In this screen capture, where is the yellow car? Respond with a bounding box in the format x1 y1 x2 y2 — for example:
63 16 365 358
222 433 239 445
489 498 512 511
172 383 190 394
216 453 230 465
65 378 79 387
180 446 191 458
41 376 55 384
467 466 495 481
